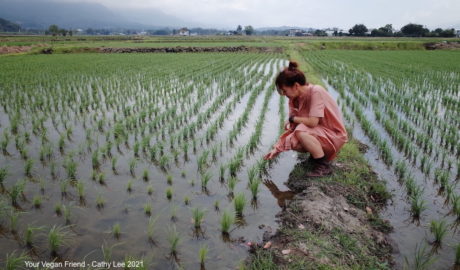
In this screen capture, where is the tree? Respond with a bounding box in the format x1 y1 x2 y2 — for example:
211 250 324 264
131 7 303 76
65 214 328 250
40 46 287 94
400 23 429 37
48 24 59 36
314 30 327 36
349 24 368 36
371 24 393 37
236 25 242 35
244 25 254 35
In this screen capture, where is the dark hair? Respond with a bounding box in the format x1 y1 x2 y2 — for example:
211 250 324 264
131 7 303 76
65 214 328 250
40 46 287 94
275 61 307 90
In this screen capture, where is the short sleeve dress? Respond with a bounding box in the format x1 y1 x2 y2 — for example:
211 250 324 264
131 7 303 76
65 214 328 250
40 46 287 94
268 84 348 161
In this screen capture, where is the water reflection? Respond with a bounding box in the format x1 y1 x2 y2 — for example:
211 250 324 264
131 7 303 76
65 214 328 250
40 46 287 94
262 179 295 209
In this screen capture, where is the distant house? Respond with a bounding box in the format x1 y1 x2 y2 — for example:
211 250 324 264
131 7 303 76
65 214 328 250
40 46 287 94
178 28 190 36
457 29 460 37
288 29 304 37
325 30 335 36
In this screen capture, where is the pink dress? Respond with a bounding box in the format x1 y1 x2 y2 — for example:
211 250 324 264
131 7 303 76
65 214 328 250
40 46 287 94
268 84 348 161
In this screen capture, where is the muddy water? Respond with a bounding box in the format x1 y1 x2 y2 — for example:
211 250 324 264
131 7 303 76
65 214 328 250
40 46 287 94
0 59 295 269
325 79 459 270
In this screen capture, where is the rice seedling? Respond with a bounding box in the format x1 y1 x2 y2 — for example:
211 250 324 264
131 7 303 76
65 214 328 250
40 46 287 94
171 204 178 221
181 170 186 178
60 180 69 195
410 195 426 219
147 216 158 242
48 225 73 256
9 210 19 233
63 205 71 224
50 161 57 178
167 225 180 256
0 167 7 184
167 174 173 185
129 158 137 176
192 207 206 228
39 178 45 193
92 150 100 170
76 181 85 199
228 176 237 195
214 200 220 211
25 225 44 247
58 134 65 152
134 142 140 157
189 179 195 186
112 156 118 173
159 154 170 169
4 250 30 270
33 195 42 208
55 202 62 215
144 204 152 216
220 209 234 235
403 243 436 270
127 180 133 192
184 196 190 205
249 178 261 200
142 169 149 181
201 171 212 190
98 172 106 184
24 158 33 177
219 164 226 181
199 244 209 267
429 219 448 246
10 180 25 206
147 185 154 195
96 194 105 208
112 222 121 238
166 187 173 200
64 157 77 180
233 193 246 217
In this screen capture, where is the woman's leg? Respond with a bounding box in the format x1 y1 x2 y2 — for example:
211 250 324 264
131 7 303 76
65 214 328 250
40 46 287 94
295 131 325 158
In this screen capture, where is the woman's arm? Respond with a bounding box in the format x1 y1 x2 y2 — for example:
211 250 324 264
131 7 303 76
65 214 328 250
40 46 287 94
291 116 319 127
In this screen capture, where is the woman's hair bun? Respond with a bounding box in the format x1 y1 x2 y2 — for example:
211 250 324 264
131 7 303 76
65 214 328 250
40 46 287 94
288 61 299 70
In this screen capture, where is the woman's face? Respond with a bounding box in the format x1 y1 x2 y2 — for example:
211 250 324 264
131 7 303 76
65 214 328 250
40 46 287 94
278 83 299 99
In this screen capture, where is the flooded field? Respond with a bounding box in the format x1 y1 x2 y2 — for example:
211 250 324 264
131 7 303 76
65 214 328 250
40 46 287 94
0 52 295 269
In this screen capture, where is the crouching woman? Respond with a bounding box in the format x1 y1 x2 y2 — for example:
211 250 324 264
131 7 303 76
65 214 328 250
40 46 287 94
264 61 348 177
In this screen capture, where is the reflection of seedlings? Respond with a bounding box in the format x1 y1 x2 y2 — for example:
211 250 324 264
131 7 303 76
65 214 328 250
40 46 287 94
233 193 246 217
220 210 234 235
166 187 173 200
430 219 447 246
192 207 205 228
199 244 208 267
39 178 45 193
142 169 149 181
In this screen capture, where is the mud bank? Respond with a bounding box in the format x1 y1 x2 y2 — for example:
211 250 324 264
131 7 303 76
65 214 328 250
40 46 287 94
244 139 394 269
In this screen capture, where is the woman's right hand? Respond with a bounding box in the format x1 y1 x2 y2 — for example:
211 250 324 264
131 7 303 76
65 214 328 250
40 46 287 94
284 121 295 131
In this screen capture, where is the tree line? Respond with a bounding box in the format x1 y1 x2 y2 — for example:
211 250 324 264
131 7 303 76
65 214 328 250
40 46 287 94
348 23 457 37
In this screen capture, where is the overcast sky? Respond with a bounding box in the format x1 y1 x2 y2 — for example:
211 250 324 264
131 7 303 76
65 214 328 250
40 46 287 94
44 0 460 29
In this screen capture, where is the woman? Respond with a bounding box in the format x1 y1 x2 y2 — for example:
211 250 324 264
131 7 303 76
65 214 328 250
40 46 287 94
264 61 348 177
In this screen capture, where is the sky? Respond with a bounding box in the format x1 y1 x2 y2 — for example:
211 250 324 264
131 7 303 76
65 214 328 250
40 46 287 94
28 0 460 29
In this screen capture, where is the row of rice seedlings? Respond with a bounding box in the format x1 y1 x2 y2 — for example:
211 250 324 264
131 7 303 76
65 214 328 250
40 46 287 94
192 207 206 228
201 171 212 191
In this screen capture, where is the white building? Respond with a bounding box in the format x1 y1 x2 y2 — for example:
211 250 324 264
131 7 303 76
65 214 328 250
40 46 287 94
178 28 190 36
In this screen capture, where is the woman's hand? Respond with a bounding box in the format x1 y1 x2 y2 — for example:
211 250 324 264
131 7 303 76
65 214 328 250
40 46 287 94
284 121 295 131
264 149 278 160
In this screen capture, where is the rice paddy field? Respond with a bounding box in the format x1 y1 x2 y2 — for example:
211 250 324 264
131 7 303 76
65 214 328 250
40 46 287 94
0 36 459 269
0 52 291 269
301 49 460 269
